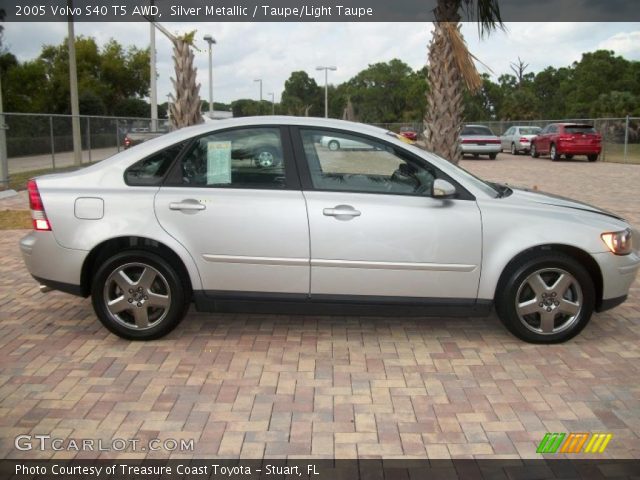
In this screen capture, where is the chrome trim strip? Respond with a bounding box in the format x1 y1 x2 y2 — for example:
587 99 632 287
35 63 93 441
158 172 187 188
202 254 309 266
311 259 477 272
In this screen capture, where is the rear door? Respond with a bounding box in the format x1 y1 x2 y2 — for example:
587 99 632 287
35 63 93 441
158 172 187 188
501 127 514 150
154 126 310 295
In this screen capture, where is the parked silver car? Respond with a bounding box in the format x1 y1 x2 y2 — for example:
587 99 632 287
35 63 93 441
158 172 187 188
500 126 542 155
460 125 502 159
20 117 639 343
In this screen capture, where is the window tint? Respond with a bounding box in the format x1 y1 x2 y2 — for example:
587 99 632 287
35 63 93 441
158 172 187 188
179 128 286 189
504 127 513 136
125 142 186 186
300 129 436 196
461 126 494 136
564 125 596 134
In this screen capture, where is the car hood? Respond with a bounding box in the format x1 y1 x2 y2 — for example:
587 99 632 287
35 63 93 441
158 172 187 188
507 186 625 221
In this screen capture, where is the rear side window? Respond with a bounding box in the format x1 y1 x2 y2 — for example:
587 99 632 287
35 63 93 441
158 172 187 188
125 142 186 186
461 126 494 136
564 125 596 134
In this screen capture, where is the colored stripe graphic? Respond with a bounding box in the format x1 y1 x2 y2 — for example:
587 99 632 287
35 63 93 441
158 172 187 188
560 433 589 453
536 433 566 453
584 433 613 453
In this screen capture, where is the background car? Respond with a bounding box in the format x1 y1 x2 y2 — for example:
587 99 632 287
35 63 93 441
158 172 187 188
530 123 602 161
320 135 371 150
459 125 501 159
20 117 638 344
500 126 542 155
398 126 418 142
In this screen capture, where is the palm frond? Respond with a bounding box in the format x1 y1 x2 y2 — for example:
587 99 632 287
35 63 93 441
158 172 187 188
440 23 484 92
460 0 504 37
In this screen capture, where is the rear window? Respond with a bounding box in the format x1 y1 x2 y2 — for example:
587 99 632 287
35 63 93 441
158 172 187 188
461 126 494 136
520 127 541 135
564 125 596 134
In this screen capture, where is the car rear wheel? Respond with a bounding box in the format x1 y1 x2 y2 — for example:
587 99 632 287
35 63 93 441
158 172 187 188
565 154 574 160
489 153 497 160
531 143 540 158
588 154 598 162
328 140 340 151
91 250 189 340
253 147 280 168
511 143 517 155
495 252 595 343
550 144 559 161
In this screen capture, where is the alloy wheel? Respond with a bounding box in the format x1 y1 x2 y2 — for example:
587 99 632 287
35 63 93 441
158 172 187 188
515 268 583 335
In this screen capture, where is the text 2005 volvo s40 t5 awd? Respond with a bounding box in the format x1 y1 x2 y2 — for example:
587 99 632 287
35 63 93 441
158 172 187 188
20 117 639 343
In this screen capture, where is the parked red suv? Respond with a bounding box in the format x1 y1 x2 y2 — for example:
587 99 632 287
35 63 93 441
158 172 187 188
530 123 601 162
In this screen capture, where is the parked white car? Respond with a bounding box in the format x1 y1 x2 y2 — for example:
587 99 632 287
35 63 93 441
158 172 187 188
20 117 639 343
320 135 371 151
459 125 502 159
500 126 542 155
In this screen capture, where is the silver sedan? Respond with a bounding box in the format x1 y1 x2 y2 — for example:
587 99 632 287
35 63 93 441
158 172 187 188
500 126 542 155
20 117 639 343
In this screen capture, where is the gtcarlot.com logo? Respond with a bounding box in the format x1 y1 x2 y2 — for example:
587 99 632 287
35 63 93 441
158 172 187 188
537 433 613 454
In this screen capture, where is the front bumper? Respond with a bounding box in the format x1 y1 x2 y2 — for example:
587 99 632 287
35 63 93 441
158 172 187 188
592 250 640 310
20 231 88 295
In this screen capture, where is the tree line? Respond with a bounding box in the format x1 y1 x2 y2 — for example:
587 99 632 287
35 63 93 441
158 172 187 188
1 35 638 122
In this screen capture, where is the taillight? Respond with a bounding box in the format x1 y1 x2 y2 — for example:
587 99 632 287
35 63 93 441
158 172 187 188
558 135 573 142
124 136 131 147
27 179 51 231
519 137 529 143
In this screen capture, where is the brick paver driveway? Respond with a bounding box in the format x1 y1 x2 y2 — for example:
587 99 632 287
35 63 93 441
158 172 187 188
0 154 638 459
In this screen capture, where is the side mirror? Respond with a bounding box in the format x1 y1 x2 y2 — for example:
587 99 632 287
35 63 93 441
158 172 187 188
432 179 457 199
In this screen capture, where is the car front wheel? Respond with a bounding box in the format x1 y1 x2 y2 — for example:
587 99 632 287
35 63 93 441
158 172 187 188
495 252 595 343
550 144 558 161
531 143 540 158
91 250 189 340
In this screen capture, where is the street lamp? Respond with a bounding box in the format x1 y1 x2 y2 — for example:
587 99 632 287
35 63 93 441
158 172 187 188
316 66 336 118
203 35 216 118
268 92 275 115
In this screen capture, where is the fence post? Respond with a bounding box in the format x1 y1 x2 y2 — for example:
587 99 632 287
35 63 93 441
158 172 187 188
49 115 56 169
116 118 120 153
86 117 92 164
624 115 630 164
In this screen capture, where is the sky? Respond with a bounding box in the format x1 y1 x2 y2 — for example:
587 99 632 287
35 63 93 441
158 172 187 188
2 21 640 105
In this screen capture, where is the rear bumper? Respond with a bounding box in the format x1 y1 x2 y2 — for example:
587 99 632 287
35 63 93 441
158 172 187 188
20 231 87 296
557 144 601 155
461 144 501 154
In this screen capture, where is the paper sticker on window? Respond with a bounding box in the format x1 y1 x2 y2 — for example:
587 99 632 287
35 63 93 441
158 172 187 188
207 141 232 185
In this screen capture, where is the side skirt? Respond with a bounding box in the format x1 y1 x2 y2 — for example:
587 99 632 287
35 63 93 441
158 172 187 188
193 291 493 317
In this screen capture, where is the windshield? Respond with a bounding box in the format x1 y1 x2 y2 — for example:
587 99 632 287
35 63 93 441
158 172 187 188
520 127 541 135
461 126 494 136
450 162 500 198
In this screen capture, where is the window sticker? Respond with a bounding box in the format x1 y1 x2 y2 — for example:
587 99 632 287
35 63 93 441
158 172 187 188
206 141 232 185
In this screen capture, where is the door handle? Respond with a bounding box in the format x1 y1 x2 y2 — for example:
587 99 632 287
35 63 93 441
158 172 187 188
323 205 361 219
169 199 206 211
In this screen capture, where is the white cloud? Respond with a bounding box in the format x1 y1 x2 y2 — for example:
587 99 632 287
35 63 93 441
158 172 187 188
598 31 640 60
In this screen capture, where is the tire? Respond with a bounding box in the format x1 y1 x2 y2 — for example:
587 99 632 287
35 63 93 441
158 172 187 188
253 146 281 168
495 252 595 344
588 154 598 162
91 250 189 340
328 140 340 151
565 154 574 160
489 153 498 160
550 144 558 161
473 154 480 159
511 143 518 155
531 143 540 158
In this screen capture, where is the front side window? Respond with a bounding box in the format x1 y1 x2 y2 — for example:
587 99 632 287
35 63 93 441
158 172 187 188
178 128 286 188
300 129 436 196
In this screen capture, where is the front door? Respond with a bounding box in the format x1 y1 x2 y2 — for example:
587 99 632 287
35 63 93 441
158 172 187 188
293 128 482 302
155 126 310 295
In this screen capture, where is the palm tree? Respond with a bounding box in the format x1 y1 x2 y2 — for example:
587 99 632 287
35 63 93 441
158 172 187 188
424 1 503 164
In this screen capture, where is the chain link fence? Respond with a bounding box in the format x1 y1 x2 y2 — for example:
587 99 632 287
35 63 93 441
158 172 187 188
3 113 167 175
2 114 639 179
370 117 640 164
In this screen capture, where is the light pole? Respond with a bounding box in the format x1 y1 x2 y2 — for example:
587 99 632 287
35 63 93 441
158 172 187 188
268 92 275 115
67 0 82 166
316 66 336 118
149 0 157 131
254 79 263 115
203 35 216 118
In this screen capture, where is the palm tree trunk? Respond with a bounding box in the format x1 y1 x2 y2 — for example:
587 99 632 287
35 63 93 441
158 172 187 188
424 22 465 165
169 38 203 129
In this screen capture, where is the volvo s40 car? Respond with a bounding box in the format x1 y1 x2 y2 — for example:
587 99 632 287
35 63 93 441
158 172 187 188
20 117 639 343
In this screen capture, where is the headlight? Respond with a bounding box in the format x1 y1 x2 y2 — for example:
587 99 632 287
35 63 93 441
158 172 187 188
601 229 632 255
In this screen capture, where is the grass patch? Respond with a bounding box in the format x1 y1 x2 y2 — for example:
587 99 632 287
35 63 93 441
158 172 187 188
7 162 99 191
0 210 31 229
602 143 640 164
